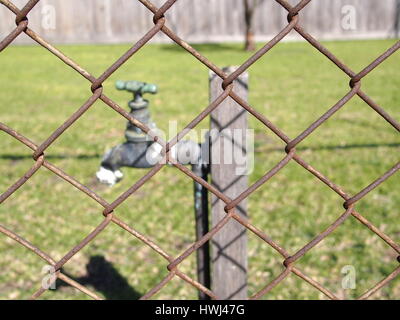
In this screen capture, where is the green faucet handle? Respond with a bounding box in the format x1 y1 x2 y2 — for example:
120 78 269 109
115 80 157 96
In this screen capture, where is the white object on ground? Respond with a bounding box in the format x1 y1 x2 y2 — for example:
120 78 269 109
96 166 123 186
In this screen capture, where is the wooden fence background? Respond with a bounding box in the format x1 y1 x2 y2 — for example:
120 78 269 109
1 0 399 45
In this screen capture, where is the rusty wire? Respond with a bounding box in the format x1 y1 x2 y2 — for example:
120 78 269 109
0 0 399 300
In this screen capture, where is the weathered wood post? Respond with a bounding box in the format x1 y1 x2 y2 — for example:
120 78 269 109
209 67 249 300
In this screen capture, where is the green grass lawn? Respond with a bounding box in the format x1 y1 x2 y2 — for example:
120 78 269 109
0 39 399 300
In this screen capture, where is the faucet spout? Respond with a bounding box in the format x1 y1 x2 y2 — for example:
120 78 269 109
96 139 203 186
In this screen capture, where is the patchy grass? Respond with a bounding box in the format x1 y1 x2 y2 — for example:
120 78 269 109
0 39 399 300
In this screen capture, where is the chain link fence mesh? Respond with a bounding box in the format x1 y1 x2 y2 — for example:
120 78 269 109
0 0 399 300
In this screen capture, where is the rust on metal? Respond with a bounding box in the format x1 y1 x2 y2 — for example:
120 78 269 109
0 0 398 300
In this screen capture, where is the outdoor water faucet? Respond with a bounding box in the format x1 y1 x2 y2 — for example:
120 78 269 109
96 80 202 186
115 80 158 142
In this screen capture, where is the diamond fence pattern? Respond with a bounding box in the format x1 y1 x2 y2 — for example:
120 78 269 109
0 0 399 300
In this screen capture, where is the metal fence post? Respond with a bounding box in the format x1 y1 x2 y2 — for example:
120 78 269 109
209 67 249 300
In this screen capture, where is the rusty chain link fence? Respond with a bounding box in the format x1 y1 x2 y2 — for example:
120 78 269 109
0 0 399 300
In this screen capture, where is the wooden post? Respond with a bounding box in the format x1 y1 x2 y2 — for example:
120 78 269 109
209 67 248 300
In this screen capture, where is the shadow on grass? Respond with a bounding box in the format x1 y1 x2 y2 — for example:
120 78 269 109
58 255 142 300
0 153 101 161
255 142 400 154
161 42 244 54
